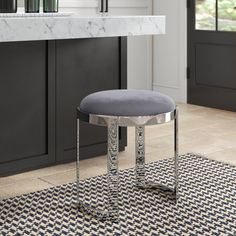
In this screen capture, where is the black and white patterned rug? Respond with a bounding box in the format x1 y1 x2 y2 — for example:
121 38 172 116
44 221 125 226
0 153 236 236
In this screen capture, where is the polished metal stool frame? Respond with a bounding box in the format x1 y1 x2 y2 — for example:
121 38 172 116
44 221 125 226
76 107 178 221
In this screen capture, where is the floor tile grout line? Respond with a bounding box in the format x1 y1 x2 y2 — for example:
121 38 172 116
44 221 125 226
38 177 57 187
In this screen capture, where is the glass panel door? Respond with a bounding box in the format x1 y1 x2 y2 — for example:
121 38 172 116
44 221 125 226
188 0 236 112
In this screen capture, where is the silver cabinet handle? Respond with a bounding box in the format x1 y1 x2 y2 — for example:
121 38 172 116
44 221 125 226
105 0 108 12
100 0 104 12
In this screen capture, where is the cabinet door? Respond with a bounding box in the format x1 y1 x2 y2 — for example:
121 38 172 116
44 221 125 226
0 41 55 176
56 37 127 162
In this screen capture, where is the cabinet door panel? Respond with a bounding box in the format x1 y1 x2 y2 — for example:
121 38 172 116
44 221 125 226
0 41 55 176
56 38 123 161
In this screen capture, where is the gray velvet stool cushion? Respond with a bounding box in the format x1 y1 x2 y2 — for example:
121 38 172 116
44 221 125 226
79 89 175 117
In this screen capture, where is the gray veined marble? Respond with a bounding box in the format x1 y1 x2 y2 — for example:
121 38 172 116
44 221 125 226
0 15 165 42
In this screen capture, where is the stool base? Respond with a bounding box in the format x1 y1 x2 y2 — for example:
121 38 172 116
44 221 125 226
76 108 179 221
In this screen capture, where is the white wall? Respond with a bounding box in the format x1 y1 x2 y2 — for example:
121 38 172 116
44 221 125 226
153 0 187 102
104 1 153 90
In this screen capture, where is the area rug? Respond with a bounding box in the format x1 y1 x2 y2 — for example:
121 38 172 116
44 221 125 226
0 153 236 236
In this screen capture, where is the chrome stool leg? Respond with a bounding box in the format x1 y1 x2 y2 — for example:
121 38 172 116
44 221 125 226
135 113 178 195
107 118 119 221
174 107 179 201
76 118 80 206
135 126 146 187
76 118 119 221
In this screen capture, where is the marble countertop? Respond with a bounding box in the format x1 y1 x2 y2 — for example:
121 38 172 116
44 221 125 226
0 15 165 42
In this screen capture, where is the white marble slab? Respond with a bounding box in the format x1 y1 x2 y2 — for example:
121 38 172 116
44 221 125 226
0 15 165 42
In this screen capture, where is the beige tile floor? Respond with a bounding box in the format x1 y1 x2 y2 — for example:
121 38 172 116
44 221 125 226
1 103 236 200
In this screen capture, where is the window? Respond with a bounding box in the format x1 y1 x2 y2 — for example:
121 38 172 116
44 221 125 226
195 0 236 31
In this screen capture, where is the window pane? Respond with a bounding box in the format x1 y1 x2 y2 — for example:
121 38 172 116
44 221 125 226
196 0 216 30
218 0 236 31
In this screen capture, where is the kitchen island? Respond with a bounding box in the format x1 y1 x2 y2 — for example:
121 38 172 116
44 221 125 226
0 15 165 176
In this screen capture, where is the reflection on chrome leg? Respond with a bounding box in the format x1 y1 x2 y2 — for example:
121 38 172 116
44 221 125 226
174 108 179 202
107 119 119 221
135 126 146 186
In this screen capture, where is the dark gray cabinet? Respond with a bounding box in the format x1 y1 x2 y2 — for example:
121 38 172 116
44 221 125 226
0 37 127 176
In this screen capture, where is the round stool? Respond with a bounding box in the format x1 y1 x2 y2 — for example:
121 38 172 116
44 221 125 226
76 89 178 221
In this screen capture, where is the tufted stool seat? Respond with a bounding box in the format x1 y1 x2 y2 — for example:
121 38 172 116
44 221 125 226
80 89 175 116
76 89 179 222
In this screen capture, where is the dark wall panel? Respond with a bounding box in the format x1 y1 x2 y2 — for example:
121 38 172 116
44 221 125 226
196 43 236 89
